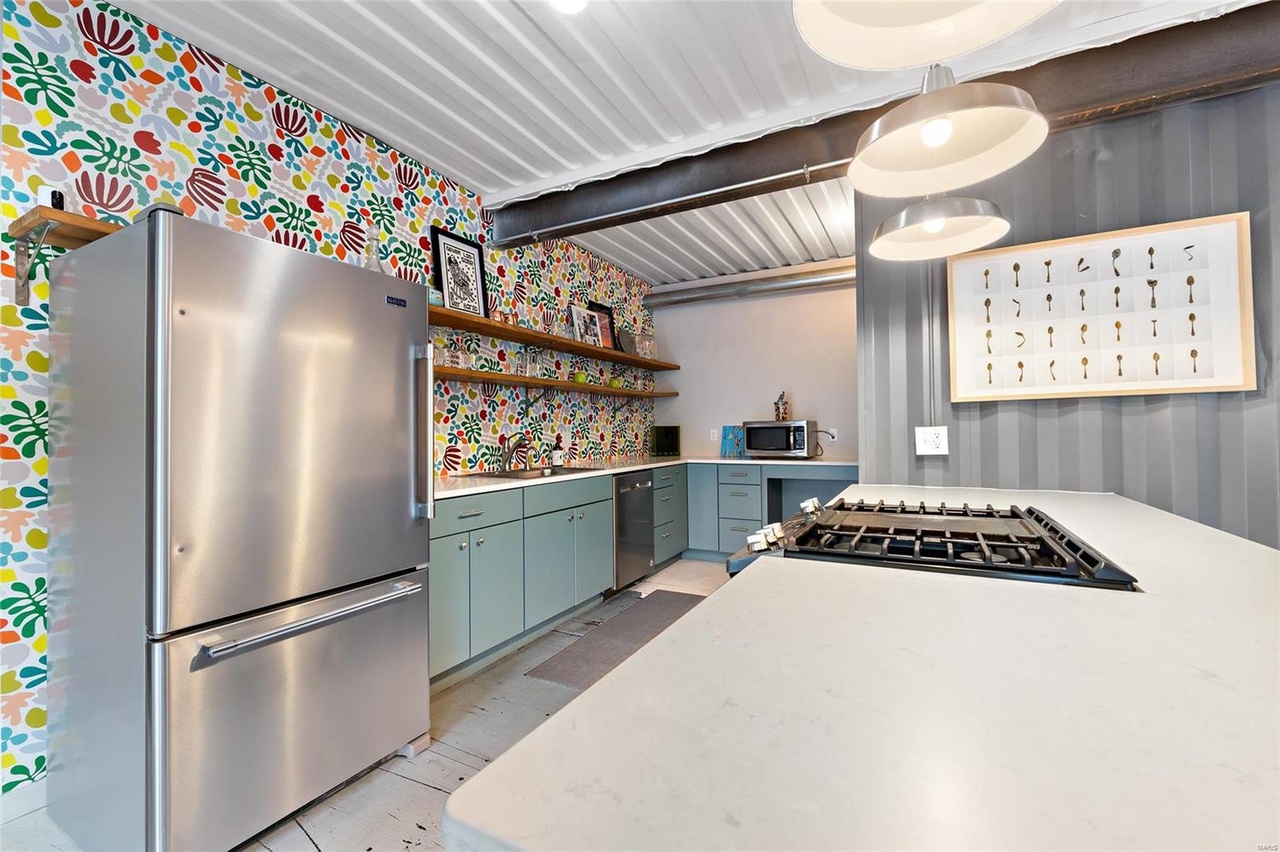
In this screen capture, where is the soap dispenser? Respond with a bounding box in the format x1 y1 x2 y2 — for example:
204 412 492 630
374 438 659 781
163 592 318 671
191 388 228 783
550 435 565 468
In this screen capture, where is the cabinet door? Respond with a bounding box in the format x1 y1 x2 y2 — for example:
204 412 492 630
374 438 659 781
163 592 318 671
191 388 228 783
469 520 525 657
523 511 576 628
687 464 719 551
673 473 689 553
574 499 616 604
429 532 470 677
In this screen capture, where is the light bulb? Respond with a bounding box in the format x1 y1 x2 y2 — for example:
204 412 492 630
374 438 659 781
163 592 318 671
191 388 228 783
920 117 953 148
922 218 945 235
550 0 588 12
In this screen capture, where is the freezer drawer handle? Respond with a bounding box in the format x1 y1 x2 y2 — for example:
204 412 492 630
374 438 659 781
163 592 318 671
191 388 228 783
199 581 422 661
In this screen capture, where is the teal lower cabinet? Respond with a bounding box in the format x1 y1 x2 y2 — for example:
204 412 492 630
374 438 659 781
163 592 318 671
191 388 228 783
687 464 719 551
429 532 473 678
429 518 526 678
523 509 577 628
574 500 615 605
468 519 525 657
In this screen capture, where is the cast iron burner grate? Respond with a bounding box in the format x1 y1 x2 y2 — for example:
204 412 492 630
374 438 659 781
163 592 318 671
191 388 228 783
783 499 1139 591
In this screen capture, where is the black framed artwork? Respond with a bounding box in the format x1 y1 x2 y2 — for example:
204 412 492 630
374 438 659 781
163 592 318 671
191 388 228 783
430 225 488 317
586 300 623 351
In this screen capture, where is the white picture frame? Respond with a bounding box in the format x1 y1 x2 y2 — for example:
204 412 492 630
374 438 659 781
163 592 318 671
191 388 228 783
948 212 1256 402
570 304 603 347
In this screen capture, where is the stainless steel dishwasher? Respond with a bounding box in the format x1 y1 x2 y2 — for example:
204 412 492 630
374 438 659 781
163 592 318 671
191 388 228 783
614 471 655 589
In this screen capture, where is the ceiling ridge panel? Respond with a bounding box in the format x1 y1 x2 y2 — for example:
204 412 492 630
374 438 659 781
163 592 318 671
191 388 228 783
408 0 612 163
471 0 645 153
552 14 684 143
133 0 511 187
681 210 761 271
335 0 579 175
637 220 720 280
609 1 726 132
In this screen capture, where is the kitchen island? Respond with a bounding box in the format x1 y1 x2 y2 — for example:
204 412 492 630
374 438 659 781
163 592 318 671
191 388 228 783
442 485 1279 851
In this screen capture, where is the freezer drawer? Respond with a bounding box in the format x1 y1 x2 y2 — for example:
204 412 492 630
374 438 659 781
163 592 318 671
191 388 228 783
150 570 430 852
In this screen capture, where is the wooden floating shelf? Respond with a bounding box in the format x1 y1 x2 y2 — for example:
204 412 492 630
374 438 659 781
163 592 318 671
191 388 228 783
7 206 121 250
435 366 678 399
430 305 680 372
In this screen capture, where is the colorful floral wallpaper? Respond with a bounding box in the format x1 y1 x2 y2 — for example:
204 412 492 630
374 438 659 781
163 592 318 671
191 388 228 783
0 0 655 802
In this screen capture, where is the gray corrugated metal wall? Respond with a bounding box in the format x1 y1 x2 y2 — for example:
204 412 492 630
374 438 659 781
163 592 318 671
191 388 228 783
855 84 1280 548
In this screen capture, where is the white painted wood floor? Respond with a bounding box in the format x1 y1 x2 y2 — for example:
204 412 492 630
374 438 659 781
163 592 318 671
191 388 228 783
2 560 728 852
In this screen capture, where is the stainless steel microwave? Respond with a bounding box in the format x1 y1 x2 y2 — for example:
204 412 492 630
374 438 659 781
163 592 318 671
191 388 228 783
742 420 817 458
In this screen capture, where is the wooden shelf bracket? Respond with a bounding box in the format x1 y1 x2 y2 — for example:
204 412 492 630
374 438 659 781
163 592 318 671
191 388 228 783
13 221 59 306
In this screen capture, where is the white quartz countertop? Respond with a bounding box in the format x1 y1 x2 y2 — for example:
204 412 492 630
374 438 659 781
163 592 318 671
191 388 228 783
432 455 859 499
442 484 1279 851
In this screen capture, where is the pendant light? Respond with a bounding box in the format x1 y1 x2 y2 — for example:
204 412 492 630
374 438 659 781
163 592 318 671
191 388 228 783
848 65 1048 198
868 196 1009 262
793 0 1060 71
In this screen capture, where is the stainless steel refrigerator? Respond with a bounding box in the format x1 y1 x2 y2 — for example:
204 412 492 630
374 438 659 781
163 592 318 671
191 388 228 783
47 209 434 851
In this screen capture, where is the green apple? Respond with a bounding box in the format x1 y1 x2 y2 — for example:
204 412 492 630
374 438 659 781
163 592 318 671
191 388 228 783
573 371 588 383
608 378 622 388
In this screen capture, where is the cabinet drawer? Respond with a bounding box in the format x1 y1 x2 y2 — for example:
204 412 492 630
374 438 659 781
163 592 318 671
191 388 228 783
718 519 757 554
718 465 761 485
654 465 686 490
718 483 762 521
524 475 613 517
432 490 523 539
654 487 677 526
654 521 681 565
155 571 429 852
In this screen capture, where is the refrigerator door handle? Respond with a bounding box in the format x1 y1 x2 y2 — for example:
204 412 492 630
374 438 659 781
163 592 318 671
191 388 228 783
414 343 434 520
199 581 422 662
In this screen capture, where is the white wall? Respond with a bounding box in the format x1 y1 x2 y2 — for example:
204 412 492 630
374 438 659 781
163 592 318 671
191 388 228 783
652 286 857 458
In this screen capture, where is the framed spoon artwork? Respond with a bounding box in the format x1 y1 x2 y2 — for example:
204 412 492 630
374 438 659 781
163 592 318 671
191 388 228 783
947 211 1255 402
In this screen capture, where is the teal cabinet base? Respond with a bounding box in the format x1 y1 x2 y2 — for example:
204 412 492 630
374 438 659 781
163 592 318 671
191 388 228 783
429 532 471 678
469 520 524 657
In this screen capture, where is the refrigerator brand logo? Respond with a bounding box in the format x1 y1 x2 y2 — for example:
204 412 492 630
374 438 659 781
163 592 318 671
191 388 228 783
385 295 408 308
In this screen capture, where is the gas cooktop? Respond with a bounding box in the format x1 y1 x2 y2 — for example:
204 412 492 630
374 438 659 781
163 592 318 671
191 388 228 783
729 499 1139 591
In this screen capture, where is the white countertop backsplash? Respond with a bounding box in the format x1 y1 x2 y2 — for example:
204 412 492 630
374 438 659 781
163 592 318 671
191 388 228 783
432 455 860 499
442 484 1280 851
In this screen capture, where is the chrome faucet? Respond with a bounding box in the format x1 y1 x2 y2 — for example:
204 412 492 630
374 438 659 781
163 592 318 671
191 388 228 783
501 434 531 472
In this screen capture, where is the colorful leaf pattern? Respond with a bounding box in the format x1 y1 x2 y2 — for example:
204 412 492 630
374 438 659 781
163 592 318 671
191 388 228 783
0 0 655 796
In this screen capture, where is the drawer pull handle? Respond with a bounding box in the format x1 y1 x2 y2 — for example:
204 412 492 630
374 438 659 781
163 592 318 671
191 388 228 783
568 515 575 523
460 541 468 551
661 496 673 502
475 537 485 546
729 472 748 477
458 509 486 519
729 526 749 532
729 491 748 497
578 513 585 520
661 532 672 538
199 582 422 661
660 475 673 481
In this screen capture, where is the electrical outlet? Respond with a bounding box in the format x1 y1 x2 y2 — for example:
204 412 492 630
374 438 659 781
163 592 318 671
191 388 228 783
827 427 838 443
914 426 949 456
710 428 719 442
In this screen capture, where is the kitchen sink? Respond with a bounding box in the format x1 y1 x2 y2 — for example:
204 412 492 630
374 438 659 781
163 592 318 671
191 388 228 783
469 466 606 480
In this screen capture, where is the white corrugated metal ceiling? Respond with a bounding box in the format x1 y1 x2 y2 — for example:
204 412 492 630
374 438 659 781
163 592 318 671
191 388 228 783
119 0 1260 208
572 178 857 285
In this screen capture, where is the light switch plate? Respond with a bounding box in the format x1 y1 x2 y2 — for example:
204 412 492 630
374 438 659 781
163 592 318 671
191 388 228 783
914 426 949 456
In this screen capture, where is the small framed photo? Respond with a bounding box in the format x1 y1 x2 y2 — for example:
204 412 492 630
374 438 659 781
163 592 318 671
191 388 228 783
586 300 622 351
430 225 487 317
570 304 603 347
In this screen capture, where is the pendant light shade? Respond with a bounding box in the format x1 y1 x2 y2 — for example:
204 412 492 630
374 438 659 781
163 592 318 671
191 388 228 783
849 67 1048 198
793 0 1060 71
869 197 1009 261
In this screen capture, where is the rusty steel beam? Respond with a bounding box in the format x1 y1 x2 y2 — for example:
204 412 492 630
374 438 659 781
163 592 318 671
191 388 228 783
492 2 1280 248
